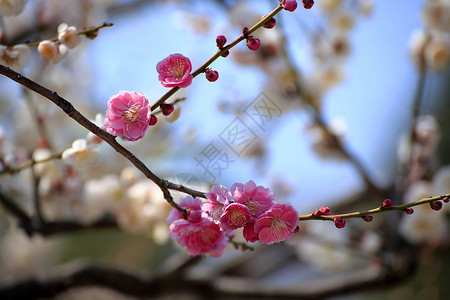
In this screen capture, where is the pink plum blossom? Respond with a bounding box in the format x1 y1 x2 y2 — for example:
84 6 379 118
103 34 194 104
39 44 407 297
169 217 228 257
231 180 275 220
202 185 233 223
167 196 228 257
219 203 252 231
253 203 299 244
167 195 203 224
156 53 193 88
104 91 150 141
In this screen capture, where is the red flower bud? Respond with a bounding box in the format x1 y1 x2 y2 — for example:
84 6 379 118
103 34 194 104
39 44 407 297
221 50 230 57
246 37 261 51
263 17 276 29
161 103 174 116
381 199 392 209
403 207 414 215
216 35 227 48
319 206 332 215
430 200 443 211
205 69 219 82
282 0 298 12
361 215 373 222
302 0 314 9
334 217 346 229
149 115 157 126
312 209 322 217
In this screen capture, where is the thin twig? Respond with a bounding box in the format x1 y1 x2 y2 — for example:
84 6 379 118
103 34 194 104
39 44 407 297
150 4 284 111
299 193 450 221
0 152 62 176
24 22 114 47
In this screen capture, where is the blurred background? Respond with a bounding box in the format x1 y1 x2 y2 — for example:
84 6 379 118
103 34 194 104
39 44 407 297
0 0 449 299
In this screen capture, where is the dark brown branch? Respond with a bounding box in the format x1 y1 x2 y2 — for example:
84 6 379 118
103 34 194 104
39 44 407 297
0 64 207 217
32 217 118 237
0 189 34 235
0 188 117 236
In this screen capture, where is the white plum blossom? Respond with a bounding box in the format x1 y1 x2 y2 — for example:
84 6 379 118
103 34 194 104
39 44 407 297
399 181 447 244
116 180 171 244
32 148 60 179
421 0 450 34
0 0 28 16
293 222 352 271
432 165 450 197
0 44 30 71
424 37 450 71
57 23 81 49
62 139 98 167
0 230 59 281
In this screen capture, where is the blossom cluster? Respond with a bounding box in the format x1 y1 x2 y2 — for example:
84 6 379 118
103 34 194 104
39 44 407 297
38 23 82 64
167 180 299 257
409 0 450 72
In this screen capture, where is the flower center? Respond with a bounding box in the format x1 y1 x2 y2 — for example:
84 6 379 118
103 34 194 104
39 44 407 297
123 104 141 123
269 217 286 233
230 209 246 227
170 59 186 78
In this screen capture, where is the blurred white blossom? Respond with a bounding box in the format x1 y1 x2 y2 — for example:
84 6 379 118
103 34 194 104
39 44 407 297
58 23 82 49
400 181 447 244
0 0 28 16
116 180 171 244
0 229 59 281
294 222 352 271
0 44 30 71
62 139 98 167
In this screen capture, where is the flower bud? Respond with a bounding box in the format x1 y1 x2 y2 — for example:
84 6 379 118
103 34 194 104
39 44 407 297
246 37 261 51
319 206 331 215
58 23 81 49
302 0 314 9
216 35 227 48
282 0 298 12
221 50 230 57
38 40 58 61
263 17 276 29
403 207 414 215
361 215 373 222
161 103 174 116
85 28 99 40
334 216 346 229
312 209 322 217
381 199 392 209
149 115 158 126
205 69 219 82
429 200 443 211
